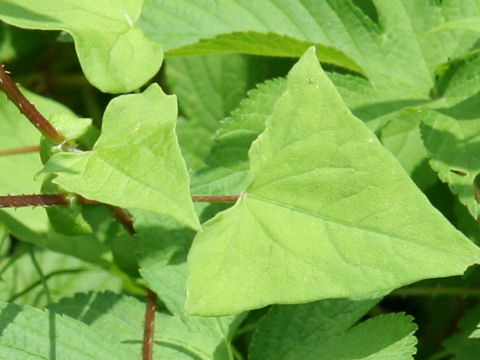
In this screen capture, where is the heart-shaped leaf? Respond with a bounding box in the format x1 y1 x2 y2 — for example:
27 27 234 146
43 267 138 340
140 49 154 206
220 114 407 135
186 48 480 316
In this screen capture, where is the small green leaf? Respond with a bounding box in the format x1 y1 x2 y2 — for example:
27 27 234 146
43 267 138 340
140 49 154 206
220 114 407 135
186 48 480 316
0 0 163 93
249 299 417 360
0 302 134 359
42 175 92 236
421 108 480 218
44 84 200 231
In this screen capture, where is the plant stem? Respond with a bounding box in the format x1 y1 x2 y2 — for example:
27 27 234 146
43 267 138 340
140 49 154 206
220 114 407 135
0 193 241 208
0 194 68 208
390 286 480 297
29 249 53 304
0 64 65 144
192 194 241 202
107 205 135 236
0 145 40 156
142 289 157 360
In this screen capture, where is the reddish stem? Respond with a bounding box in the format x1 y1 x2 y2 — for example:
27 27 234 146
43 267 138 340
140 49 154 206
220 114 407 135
0 194 68 208
0 145 40 156
107 205 135 236
0 65 65 144
192 194 241 202
142 290 157 360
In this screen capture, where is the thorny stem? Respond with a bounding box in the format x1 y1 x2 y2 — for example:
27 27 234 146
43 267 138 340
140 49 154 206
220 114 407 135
0 193 241 208
0 145 40 156
0 194 68 208
143 290 157 360
0 64 65 144
191 194 241 202
107 205 135 236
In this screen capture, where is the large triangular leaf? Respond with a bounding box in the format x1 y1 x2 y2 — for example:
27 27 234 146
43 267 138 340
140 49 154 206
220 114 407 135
0 0 163 93
44 84 200 231
249 299 417 360
186 48 480 316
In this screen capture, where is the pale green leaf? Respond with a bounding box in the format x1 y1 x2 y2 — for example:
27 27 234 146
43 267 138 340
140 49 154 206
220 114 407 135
249 299 417 360
0 0 163 93
44 84 200 231
50 291 245 360
0 302 134 359
421 108 480 218
186 48 480 316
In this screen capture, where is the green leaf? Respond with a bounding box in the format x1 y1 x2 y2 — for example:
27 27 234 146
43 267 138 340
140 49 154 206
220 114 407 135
186 48 480 316
42 175 93 236
50 291 245 360
166 31 362 73
140 0 480 100
168 54 292 171
0 302 134 359
134 210 194 314
0 0 163 93
249 299 417 360
379 109 438 190
0 87 72 235
0 249 121 307
44 84 200 231
191 78 286 196
421 108 480 218
441 304 480 359
0 23 55 62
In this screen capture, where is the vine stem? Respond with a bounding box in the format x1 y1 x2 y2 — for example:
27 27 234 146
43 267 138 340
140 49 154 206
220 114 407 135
0 193 240 208
192 194 241 202
0 194 68 208
142 289 157 360
0 145 40 156
0 64 65 144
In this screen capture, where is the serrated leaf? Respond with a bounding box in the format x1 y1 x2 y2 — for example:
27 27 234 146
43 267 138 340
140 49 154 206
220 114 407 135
249 299 417 360
421 108 480 218
191 78 286 196
50 291 245 360
167 31 362 73
44 84 200 231
186 48 480 316
0 0 163 93
168 54 292 171
140 0 480 100
0 302 134 359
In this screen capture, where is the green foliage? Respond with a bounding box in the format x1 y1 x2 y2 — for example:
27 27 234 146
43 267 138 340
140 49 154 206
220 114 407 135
2 0 480 358
0 0 163 93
